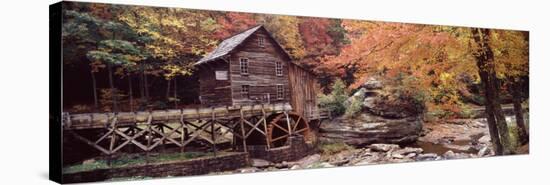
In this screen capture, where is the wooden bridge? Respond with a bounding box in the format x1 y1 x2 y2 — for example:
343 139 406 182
63 103 330 156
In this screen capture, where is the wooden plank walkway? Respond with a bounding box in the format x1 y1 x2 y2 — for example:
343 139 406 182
63 103 293 130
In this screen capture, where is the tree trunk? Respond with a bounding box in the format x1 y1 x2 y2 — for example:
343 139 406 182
90 70 98 110
139 64 146 108
144 69 149 100
471 28 511 155
491 76 512 154
107 63 118 112
512 78 529 144
174 77 178 108
128 74 134 112
166 79 171 100
479 68 503 155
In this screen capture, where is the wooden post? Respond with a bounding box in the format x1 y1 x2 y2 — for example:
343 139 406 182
284 111 292 135
145 112 152 169
261 104 270 149
211 107 217 156
180 109 185 153
108 114 118 167
239 106 248 153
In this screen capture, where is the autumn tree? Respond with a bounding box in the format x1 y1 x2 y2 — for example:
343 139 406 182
214 12 257 39
490 30 530 144
118 7 218 107
470 28 515 155
259 15 306 59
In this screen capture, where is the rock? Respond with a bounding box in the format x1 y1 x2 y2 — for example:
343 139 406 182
391 153 404 159
443 150 471 159
416 153 439 161
296 154 321 168
469 132 486 142
290 165 301 170
477 146 490 157
446 119 471 125
320 115 423 146
394 147 424 155
363 77 383 89
345 88 367 106
363 97 377 109
329 159 350 166
237 167 259 173
82 159 96 165
370 144 400 152
353 88 367 98
478 135 491 144
251 158 271 168
443 150 455 158
405 153 417 158
274 161 291 169
319 75 423 146
442 143 477 153
318 162 335 168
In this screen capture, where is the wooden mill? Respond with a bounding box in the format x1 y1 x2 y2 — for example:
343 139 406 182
62 25 329 158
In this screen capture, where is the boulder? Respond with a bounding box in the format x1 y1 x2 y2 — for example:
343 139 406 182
477 146 491 157
329 159 350 166
290 165 301 170
443 150 471 159
82 159 96 165
394 147 424 155
296 154 321 168
370 144 400 152
250 158 271 168
237 167 259 173
345 88 367 106
363 96 377 109
317 162 335 168
362 77 383 90
354 154 382 166
405 153 417 158
319 76 423 146
478 135 491 144
443 150 455 158
391 153 405 159
319 114 423 146
416 153 439 161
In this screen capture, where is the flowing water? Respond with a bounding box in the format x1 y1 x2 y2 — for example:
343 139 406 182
408 140 476 155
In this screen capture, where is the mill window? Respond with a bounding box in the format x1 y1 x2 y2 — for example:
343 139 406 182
258 37 264 47
276 85 284 99
240 58 249 75
242 85 250 99
275 61 283 76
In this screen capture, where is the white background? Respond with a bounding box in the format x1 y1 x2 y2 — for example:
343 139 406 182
0 0 548 184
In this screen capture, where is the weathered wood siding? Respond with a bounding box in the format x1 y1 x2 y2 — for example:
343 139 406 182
288 64 319 120
198 60 233 106
229 29 291 106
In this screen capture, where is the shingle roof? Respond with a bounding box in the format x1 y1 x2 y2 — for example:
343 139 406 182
195 25 263 65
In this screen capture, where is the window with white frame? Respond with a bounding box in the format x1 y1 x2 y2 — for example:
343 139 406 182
242 85 250 99
276 85 284 99
258 37 264 47
275 61 283 76
240 58 249 75
215 71 228 80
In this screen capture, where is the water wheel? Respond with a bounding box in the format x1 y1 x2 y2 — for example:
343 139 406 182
267 112 311 147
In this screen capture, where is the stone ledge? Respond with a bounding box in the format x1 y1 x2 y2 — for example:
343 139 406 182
62 152 249 183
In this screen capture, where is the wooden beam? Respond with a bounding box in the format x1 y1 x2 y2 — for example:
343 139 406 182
65 103 293 130
262 105 270 149
112 128 148 152
239 107 248 153
283 111 292 135
67 130 110 155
